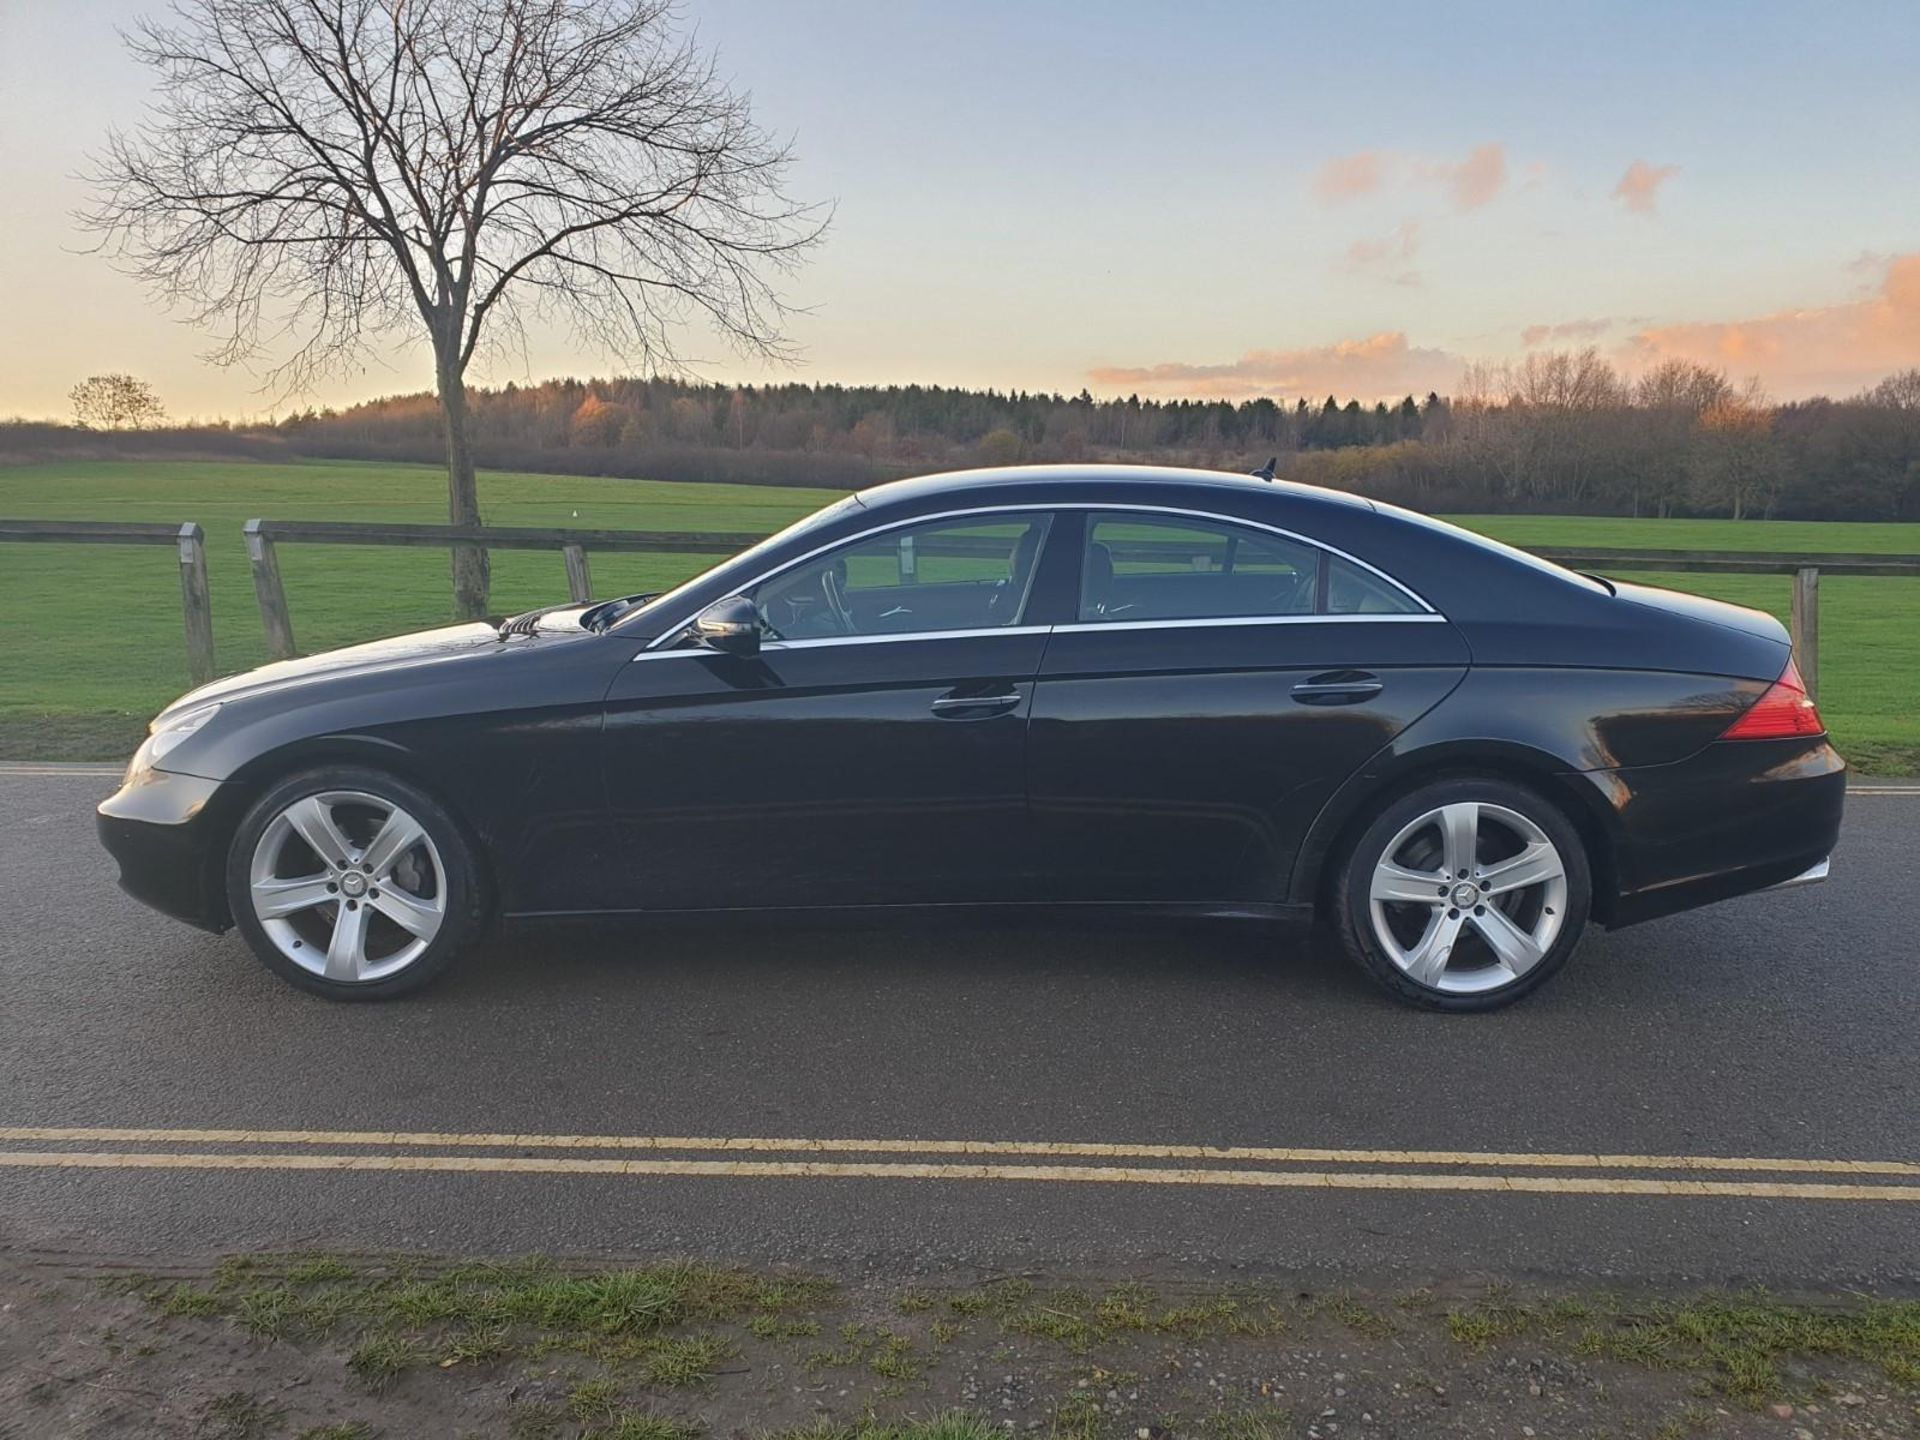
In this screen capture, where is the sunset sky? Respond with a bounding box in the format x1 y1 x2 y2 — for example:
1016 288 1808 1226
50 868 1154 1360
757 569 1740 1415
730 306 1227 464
2 0 1916 420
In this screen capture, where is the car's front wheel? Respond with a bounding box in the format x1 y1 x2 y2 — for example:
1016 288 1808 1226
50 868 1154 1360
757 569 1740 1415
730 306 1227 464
225 766 484 1000
1333 777 1591 1012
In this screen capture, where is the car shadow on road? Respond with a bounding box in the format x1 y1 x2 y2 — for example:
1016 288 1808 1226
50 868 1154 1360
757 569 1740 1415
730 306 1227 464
449 907 1378 1007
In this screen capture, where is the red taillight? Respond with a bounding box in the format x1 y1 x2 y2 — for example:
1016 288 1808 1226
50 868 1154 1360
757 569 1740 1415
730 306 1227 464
1721 658 1825 740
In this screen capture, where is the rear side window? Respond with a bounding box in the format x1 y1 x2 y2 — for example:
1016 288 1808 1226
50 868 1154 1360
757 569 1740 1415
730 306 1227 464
1325 554 1423 615
1077 512 1422 622
1080 514 1319 623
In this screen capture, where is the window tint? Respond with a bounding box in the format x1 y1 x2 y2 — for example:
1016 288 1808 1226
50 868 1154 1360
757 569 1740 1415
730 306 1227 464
1078 514 1320 623
751 514 1051 640
1325 554 1422 614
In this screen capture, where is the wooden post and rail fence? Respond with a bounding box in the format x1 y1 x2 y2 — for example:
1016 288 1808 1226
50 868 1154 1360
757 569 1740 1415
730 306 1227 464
241 517 748 661
7 516 1920 701
0 519 217 686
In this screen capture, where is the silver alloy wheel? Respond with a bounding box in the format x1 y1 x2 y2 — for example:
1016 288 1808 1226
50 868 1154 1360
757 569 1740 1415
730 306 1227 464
1367 801 1567 995
247 789 447 983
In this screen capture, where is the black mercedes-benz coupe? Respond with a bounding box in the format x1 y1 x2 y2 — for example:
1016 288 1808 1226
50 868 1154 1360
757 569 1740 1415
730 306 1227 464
97 465 1844 1010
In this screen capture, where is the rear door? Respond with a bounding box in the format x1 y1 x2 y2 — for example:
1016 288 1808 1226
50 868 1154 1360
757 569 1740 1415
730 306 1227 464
1027 508 1471 907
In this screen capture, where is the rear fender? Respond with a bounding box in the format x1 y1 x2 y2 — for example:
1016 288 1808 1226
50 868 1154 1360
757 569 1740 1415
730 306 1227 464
1287 738 1628 922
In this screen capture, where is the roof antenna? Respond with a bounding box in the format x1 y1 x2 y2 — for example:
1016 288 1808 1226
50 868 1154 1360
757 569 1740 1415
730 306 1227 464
1251 456 1278 482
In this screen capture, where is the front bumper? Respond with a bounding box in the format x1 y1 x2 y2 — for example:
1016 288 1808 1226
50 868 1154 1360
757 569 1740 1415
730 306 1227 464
96 766 234 932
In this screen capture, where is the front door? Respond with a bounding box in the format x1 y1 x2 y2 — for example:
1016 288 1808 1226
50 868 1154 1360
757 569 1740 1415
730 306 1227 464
1027 509 1471 908
598 512 1055 911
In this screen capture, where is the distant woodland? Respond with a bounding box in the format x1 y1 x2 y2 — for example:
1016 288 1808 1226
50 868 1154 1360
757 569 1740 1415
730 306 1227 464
13 351 1920 521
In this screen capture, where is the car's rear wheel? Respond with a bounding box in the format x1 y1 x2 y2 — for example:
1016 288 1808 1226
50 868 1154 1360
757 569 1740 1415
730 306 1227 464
225 766 484 1000
1332 777 1591 1012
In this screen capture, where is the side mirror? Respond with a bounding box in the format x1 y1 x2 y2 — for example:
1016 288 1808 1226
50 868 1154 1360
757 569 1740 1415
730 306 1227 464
693 595 763 656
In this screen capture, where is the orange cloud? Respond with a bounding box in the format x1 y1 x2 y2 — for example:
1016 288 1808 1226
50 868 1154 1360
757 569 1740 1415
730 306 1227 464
1344 219 1421 286
1438 142 1508 211
1313 151 1388 204
1522 317 1614 346
1626 253 1920 397
1312 143 1511 211
1613 160 1679 215
1347 219 1420 266
1089 332 1463 401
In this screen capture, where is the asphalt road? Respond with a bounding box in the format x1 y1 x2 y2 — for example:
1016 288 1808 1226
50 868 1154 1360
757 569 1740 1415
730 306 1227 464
2 765 1917 1289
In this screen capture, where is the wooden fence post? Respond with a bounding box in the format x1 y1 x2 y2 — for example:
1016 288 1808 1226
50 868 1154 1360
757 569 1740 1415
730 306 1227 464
1791 566 1820 701
176 522 216 687
244 520 297 660
562 543 593 604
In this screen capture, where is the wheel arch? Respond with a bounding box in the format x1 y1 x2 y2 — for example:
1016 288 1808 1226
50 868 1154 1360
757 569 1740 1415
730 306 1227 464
1291 740 1624 925
210 734 499 925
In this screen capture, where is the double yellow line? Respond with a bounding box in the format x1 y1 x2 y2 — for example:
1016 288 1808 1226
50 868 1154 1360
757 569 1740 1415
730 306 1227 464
2 1126 1917 1203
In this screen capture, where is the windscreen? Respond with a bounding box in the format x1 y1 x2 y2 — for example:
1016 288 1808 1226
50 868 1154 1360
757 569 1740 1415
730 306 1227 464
610 494 866 629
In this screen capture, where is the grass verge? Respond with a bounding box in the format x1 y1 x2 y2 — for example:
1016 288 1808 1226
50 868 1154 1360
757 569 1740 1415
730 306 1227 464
40 1255 1920 1438
133 1253 829 1389
1443 1288 1920 1403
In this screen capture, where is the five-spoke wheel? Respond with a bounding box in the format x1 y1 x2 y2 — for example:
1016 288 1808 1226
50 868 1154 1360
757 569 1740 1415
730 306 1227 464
1335 777 1590 1011
227 767 481 998
249 790 446 983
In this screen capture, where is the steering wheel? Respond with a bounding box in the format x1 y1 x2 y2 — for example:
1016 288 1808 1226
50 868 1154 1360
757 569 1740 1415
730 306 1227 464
820 560 856 635
761 561 855 639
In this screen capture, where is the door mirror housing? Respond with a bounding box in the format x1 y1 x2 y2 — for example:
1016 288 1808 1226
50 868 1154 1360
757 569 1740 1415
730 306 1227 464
693 595 763 656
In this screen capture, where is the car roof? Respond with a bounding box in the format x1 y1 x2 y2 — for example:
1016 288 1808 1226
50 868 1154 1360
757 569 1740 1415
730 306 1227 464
853 463 1376 514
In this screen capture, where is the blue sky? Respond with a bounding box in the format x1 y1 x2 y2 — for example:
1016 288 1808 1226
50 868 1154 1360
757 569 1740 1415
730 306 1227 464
2 0 1916 417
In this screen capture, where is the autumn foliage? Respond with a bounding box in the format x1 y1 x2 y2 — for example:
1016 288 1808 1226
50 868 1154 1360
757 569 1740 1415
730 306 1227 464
268 357 1920 521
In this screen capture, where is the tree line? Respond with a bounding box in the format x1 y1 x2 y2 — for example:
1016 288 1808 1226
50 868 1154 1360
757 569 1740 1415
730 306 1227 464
271 351 1920 520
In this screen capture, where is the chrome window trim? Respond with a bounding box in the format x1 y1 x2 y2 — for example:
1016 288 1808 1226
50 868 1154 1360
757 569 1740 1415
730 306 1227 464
632 627 1045 661
1055 613 1447 634
637 500 1439 658
630 646 716 662
766 625 1050 652
636 614 1439 663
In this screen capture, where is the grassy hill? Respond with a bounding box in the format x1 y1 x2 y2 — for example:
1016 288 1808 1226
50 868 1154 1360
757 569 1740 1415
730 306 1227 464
2 459 1915 771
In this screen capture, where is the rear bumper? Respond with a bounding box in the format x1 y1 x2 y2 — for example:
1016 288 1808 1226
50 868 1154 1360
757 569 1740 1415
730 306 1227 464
1590 735 1845 928
1765 856 1830 890
96 767 233 932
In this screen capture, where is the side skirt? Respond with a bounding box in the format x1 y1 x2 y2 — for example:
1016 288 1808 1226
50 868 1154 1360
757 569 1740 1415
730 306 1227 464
499 899 1319 927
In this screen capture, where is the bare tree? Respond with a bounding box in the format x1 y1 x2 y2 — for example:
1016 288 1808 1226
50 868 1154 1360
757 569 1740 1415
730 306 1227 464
85 0 825 617
1628 359 1732 516
1634 358 1734 414
1861 368 1920 410
1689 382 1786 520
70 374 169 429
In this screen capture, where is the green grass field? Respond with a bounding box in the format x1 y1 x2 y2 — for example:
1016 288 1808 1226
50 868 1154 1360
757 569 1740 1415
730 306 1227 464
2 460 1915 770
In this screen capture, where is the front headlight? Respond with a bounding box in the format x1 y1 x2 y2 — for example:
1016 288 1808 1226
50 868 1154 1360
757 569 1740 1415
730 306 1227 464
149 701 222 761
127 701 223 782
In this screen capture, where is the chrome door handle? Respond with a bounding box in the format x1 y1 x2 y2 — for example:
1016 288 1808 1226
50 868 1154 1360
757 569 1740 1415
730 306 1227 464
1292 674 1383 704
931 691 1021 716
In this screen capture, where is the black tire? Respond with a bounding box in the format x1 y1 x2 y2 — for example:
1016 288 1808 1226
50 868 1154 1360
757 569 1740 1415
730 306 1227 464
1332 776 1591 1013
225 765 485 1000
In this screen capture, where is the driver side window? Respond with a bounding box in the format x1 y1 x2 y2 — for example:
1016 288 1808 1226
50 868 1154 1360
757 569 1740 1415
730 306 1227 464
751 514 1053 641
